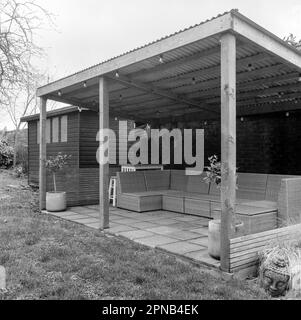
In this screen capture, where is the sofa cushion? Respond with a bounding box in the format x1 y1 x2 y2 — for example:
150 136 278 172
236 173 267 200
241 200 277 210
144 170 170 191
117 171 146 193
186 173 209 194
170 170 188 191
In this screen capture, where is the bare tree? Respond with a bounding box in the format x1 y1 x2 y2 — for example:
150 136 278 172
283 33 301 48
0 0 53 105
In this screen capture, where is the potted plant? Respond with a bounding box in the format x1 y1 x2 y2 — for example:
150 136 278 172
45 152 71 212
204 155 243 259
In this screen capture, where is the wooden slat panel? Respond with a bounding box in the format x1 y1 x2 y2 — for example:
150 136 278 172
229 223 301 273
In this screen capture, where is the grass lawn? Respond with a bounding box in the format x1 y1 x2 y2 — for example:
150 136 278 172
0 169 269 300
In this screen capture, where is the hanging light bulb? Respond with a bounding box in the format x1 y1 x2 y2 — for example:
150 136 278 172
115 70 120 78
159 55 164 64
247 63 253 72
298 73 301 82
286 112 290 117
58 90 62 97
83 81 87 88
240 117 244 122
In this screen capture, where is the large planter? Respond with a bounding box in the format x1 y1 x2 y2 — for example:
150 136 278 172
46 192 67 212
208 219 221 259
208 219 244 260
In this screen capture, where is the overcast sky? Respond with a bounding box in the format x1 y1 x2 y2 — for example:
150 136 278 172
1 0 301 130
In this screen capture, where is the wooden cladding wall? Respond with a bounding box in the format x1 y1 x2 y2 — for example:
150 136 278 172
79 110 134 168
28 112 80 206
79 166 123 205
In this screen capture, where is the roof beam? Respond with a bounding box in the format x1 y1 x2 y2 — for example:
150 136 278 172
232 11 301 72
37 12 234 97
106 74 219 114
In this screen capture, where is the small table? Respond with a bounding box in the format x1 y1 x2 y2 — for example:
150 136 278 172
121 164 164 172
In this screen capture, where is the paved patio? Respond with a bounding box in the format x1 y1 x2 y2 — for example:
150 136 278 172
44 205 220 269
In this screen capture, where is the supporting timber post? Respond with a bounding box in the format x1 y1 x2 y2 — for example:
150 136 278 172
99 77 110 229
220 33 237 272
39 97 47 211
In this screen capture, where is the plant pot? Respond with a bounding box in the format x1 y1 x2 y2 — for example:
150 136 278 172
208 219 244 260
208 219 221 260
46 192 67 212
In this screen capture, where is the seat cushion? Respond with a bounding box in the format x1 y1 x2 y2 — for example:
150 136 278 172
144 170 170 191
241 200 277 210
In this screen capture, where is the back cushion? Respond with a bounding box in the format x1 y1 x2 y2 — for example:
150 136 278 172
170 170 188 191
118 171 146 193
266 174 298 201
144 170 170 191
186 173 209 194
237 173 267 200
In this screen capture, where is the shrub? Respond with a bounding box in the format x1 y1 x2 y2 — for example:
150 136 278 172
0 139 14 168
15 143 28 173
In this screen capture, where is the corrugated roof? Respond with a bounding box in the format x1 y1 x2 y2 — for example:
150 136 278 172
38 9 237 91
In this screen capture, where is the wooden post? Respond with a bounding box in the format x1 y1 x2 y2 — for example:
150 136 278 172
99 77 110 229
220 33 237 272
39 97 47 210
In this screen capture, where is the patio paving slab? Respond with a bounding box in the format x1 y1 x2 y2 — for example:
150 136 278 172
146 226 182 235
115 218 141 225
68 207 97 214
62 214 89 220
184 250 220 267
158 241 203 255
84 222 101 229
130 221 159 229
189 227 209 236
106 225 138 234
118 230 155 240
167 230 202 241
48 211 79 218
189 236 209 247
172 215 203 222
72 217 99 224
134 235 180 248
152 218 180 226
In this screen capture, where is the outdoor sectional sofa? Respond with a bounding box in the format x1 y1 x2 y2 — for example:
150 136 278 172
116 170 301 234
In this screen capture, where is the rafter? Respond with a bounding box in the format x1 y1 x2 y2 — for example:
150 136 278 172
106 74 219 115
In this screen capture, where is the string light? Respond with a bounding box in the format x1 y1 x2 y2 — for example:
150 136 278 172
58 90 62 97
115 70 120 78
286 112 290 117
247 63 253 71
159 55 164 64
83 81 87 88
240 117 244 122
298 73 301 82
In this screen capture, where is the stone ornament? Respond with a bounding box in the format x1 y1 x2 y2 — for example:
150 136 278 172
259 249 290 297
